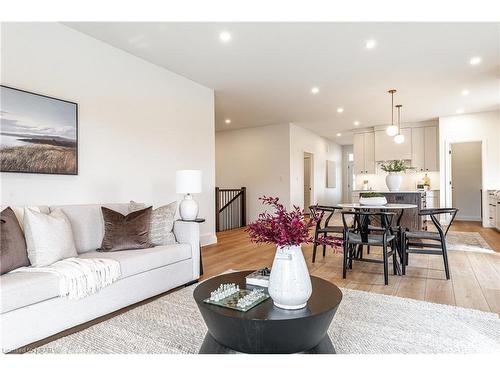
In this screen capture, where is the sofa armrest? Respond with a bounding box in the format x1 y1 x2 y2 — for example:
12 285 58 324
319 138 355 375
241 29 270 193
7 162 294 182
173 221 200 279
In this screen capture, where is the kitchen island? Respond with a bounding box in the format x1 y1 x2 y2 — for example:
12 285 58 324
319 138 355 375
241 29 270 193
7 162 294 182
351 191 426 230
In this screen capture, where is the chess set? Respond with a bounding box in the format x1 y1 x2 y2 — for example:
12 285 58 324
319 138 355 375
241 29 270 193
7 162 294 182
203 283 270 312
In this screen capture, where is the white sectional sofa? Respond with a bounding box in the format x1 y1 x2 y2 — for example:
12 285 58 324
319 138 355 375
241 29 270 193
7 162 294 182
1 203 201 353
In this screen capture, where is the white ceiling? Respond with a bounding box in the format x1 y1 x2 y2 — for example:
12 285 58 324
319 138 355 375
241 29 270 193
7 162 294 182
66 22 500 144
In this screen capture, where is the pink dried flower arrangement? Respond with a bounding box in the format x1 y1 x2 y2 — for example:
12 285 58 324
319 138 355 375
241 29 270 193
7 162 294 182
246 196 342 249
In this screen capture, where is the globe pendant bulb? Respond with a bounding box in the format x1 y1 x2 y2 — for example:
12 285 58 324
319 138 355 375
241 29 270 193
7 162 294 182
394 134 405 144
386 125 398 136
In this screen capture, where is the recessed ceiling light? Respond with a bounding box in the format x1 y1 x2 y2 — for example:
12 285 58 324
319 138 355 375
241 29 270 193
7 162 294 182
353 121 360 126
337 107 344 113
456 109 464 114
469 56 482 65
225 119 231 124
461 89 470 96
219 31 232 43
336 133 342 137
365 39 376 49
311 87 319 94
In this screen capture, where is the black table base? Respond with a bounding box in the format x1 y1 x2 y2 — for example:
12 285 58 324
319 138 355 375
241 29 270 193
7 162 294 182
199 333 336 354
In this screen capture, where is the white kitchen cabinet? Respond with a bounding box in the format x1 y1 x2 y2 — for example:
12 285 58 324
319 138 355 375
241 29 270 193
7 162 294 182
353 133 365 175
411 126 438 172
364 132 376 174
374 128 412 161
424 126 438 171
353 132 375 175
411 127 425 171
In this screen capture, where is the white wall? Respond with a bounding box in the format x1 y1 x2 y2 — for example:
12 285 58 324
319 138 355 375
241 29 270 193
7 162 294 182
215 123 291 222
289 124 342 208
439 110 500 227
451 142 482 221
0 23 216 244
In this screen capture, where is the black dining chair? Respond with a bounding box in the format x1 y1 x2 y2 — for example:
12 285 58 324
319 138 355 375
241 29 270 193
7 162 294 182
402 208 459 280
341 211 398 285
309 205 344 263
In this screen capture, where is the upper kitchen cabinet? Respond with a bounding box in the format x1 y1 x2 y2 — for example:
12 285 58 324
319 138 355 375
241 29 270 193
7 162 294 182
411 126 439 171
374 128 412 161
353 132 376 174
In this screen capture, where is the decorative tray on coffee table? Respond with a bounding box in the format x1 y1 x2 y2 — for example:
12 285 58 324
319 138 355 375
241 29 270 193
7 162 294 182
203 283 270 312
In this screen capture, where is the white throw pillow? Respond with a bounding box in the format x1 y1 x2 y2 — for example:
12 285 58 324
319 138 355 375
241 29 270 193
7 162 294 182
23 208 78 267
10 206 41 232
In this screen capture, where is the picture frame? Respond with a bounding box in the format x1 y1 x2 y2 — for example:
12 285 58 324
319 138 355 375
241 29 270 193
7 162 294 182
0 85 78 175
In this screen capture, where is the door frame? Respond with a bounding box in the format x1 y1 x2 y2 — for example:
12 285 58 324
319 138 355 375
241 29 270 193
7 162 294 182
303 152 314 210
444 139 485 225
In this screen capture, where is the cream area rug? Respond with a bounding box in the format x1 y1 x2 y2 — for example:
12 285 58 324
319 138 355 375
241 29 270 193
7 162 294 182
31 285 500 354
445 231 494 253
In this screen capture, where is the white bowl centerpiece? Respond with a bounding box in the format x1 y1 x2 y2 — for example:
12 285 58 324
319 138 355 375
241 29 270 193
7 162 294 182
359 192 387 206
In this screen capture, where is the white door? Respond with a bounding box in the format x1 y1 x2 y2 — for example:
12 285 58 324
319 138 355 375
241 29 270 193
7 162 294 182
451 142 482 221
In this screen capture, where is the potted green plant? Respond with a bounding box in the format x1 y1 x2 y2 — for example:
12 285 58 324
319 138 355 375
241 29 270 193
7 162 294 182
380 160 413 191
359 192 387 206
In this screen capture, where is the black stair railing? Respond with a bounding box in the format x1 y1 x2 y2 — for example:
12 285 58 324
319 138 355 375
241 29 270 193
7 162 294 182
215 187 246 232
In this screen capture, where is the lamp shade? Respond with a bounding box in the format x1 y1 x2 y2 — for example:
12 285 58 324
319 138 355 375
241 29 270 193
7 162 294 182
176 170 202 194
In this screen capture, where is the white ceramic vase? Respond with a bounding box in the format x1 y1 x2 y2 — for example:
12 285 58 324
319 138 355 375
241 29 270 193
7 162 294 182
385 172 403 192
268 245 312 310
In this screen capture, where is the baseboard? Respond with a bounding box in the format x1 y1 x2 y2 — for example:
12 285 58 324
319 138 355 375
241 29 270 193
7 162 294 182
201 233 217 246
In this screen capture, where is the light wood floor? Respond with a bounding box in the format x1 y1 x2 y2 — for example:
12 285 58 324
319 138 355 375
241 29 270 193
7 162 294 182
202 221 500 315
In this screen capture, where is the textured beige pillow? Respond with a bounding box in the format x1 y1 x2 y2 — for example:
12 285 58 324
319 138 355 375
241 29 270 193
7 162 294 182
129 201 177 246
23 208 77 267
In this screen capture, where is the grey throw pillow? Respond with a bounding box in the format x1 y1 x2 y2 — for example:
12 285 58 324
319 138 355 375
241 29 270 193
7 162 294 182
129 201 177 246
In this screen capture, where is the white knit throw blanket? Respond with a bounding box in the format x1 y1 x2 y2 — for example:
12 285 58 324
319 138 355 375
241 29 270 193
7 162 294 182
12 257 121 300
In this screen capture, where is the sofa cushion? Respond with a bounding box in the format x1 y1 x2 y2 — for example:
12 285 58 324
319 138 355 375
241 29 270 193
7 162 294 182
49 204 133 254
78 244 191 279
0 272 60 313
1 207 30 275
24 208 78 267
129 201 177 246
99 206 153 252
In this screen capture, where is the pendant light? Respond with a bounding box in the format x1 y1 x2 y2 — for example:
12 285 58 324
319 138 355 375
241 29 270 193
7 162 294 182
394 104 405 144
386 89 398 136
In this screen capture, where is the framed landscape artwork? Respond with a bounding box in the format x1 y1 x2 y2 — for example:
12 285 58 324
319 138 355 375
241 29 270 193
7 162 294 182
0 85 78 175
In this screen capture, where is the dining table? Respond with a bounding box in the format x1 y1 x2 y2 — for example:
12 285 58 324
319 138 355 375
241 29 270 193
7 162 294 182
337 203 418 275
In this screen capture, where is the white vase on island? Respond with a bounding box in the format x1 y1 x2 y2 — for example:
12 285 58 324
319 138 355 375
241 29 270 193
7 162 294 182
268 245 312 310
385 172 403 192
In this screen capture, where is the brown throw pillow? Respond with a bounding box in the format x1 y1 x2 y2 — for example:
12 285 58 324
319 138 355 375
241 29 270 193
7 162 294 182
1 207 30 274
98 206 153 252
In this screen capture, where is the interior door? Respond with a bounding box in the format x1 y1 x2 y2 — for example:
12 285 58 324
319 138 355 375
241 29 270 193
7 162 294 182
304 155 312 209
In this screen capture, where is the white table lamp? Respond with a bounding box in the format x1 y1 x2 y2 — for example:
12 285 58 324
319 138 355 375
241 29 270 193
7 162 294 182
176 170 202 220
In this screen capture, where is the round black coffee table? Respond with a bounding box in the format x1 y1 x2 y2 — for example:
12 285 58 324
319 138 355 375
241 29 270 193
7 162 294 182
193 270 342 354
